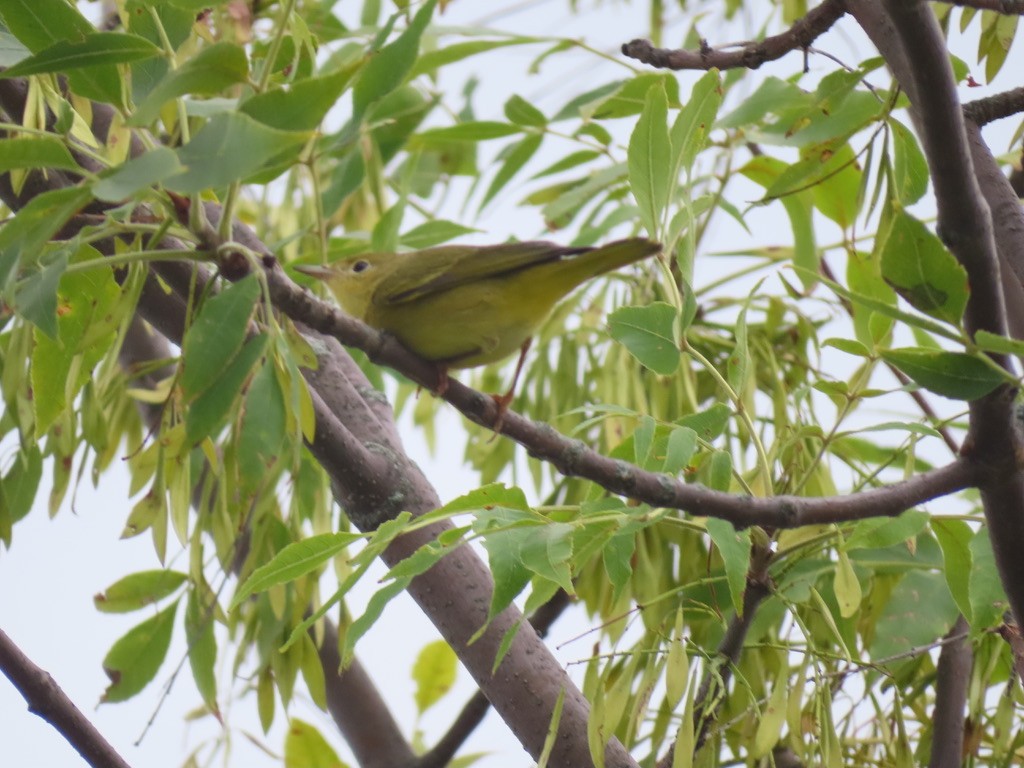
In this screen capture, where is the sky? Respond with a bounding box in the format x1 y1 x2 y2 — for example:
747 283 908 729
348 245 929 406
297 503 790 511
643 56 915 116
2 2 1023 768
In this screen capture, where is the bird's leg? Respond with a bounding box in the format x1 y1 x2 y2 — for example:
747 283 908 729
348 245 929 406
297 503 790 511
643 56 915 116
434 364 451 397
418 363 451 399
491 338 532 433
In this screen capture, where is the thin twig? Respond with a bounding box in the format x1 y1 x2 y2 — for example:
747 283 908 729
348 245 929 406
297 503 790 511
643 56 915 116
622 0 846 72
0 629 134 768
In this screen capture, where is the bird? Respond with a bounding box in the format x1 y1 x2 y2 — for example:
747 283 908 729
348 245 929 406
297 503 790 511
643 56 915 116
295 237 662 421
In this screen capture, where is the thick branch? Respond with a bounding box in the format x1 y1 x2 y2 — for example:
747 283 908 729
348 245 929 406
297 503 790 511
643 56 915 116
852 0 1024 625
416 590 573 768
317 622 417 768
928 615 971 768
937 0 1024 13
962 121 1024 349
0 629 133 768
879 1 1008 349
622 0 846 71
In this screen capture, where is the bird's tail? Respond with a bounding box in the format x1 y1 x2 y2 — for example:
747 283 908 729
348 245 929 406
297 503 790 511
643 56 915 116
567 237 661 284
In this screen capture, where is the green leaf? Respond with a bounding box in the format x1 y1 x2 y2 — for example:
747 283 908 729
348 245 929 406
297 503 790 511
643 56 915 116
101 601 178 702
0 30 31 68
284 719 346 768
809 142 862 229
344 578 410 657
480 133 543 209
628 80 671 237
751 664 788 759
823 338 871 357
869 570 957 663
603 529 636 601
880 210 968 325
0 0 122 105
0 446 42 527
932 518 973 622
969 529 1007 630
0 137 77 174
185 589 218 709
890 119 928 204
518 522 574 593
504 94 546 127
186 333 269 445
399 220 478 249
662 426 697 475
676 403 731 442
0 31 159 78
608 302 680 375
726 302 749 393
93 146 184 202
94 570 187 613
741 155 818 282
412 640 457 715
845 510 929 551
633 415 656 467
366 85 433 162
531 149 601 179
12 250 68 338
833 550 862 618
130 41 249 125
180 275 261 400
591 73 681 119
718 76 807 129
416 121 522 142
474 515 537 616
168 113 310 193
708 450 732 491
706 518 751 616
441 483 532 515
763 140 861 230
231 532 362 609
240 68 354 131
299 634 326 711
352 0 437 116
29 245 120 436
880 347 1002 400
409 37 541 78
671 69 722 173
237 361 287 493
974 329 1024 357
0 186 91 291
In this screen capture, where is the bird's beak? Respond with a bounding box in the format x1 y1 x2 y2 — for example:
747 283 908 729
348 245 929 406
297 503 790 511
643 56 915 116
294 264 333 280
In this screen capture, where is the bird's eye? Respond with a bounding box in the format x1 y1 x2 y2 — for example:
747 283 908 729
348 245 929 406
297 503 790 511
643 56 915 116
352 260 370 274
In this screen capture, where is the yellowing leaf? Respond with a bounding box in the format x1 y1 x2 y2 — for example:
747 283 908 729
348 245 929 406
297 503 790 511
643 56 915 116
412 640 457 714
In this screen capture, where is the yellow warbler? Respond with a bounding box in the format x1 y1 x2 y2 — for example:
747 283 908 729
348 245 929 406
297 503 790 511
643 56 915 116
296 237 661 406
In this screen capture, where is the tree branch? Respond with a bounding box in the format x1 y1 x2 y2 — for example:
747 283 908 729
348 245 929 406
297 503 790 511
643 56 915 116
415 590 573 768
936 0 1024 13
255 251 978 526
0 628 133 768
996 616 1024 687
928 615 971 768
621 0 846 72
317 622 418 768
963 87 1024 126
859 0 1024 629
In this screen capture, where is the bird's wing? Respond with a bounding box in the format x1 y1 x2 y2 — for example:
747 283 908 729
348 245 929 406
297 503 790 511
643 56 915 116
379 241 582 305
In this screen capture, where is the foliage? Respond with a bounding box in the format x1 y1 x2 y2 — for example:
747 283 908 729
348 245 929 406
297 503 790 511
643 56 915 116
0 1 1023 767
